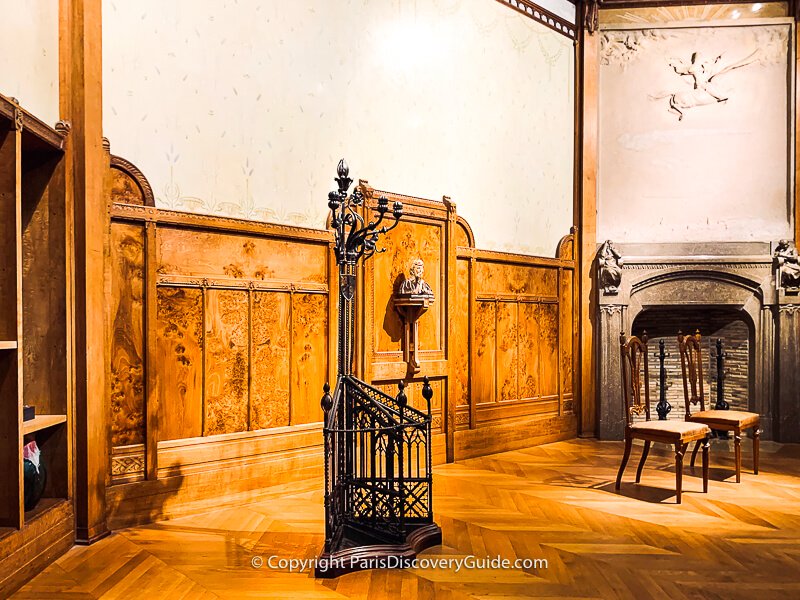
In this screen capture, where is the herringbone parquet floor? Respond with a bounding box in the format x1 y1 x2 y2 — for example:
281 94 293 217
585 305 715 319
13 438 800 599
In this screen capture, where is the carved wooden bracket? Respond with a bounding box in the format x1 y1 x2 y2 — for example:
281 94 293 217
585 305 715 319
394 294 435 374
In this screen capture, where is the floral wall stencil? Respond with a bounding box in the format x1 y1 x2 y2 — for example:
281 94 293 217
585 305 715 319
0 1 59 124
102 0 574 257
598 23 793 244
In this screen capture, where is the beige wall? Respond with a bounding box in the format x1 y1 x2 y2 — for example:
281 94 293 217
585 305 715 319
102 0 575 257
598 19 793 244
0 0 59 124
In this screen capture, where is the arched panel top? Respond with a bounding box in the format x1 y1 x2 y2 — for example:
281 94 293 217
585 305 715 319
455 216 475 249
110 154 155 206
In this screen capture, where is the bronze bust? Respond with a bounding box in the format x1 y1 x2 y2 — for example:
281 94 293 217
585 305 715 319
399 259 434 297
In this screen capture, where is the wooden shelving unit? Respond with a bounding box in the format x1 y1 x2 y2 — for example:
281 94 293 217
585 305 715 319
0 94 74 589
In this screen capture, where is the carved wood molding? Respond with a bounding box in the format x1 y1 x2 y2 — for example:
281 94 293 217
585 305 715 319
110 202 333 243
156 273 328 294
458 245 574 269
495 0 577 39
110 154 156 206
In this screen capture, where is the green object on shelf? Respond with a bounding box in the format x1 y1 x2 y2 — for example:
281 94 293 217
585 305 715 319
23 441 47 511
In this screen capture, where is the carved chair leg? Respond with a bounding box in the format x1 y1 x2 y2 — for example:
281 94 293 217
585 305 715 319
753 427 760 476
702 436 710 493
690 439 702 469
635 441 651 484
616 435 633 491
734 430 742 483
675 442 686 504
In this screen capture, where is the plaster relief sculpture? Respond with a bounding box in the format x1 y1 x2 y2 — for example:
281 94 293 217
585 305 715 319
651 50 758 121
775 240 800 294
598 241 624 295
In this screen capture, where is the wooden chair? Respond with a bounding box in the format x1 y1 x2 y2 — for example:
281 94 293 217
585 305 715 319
677 331 760 483
615 333 711 504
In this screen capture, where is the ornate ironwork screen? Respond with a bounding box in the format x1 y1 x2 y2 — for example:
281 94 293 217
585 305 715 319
318 160 440 576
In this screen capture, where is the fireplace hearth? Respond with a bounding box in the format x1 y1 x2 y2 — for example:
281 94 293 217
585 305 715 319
596 241 800 442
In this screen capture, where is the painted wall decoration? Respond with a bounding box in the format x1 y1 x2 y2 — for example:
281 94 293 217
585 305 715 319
0 0 59 124
102 0 574 257
598 22 793 244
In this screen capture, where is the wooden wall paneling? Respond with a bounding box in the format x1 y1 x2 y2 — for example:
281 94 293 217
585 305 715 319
60 0 109 543
156 286 204 441
579 24 599 438
539 301 561 398
445 199 457 461
144 222 157 478
468 257 476 429
203 289 249 435
453 259 470 425
796 12 800 247
250 291 290 430
290 292 328 425
0 122 21 529
519 301 541 401
496 300 519 402
473 300 497 406
108 222 145 448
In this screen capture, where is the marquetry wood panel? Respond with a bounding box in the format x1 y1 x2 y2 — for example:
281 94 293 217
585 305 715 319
109 222 145 446
455 245 575 432
158 227 327 284
250 291 290 430
453 259 470 408
204 289 249 435
290 292 328 425
156 287 204 441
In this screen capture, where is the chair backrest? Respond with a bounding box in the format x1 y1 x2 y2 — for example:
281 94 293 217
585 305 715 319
677 330 705 417
619 332 650 425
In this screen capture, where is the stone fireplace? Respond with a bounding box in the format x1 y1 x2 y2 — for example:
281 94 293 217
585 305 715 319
597 242 800 442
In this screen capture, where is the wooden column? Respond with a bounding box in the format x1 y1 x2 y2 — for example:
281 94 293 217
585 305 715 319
578 18 599 438
59 0 109 543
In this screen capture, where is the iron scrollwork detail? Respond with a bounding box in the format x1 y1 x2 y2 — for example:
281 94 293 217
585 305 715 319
318 160 440 576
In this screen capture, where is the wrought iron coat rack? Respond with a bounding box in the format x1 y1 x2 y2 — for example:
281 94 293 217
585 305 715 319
317 160 442 577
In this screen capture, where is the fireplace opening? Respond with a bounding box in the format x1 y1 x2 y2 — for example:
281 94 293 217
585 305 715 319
631 307 753 421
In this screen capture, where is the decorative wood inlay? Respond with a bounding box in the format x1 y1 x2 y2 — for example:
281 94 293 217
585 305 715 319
290 293 328 425
110 445 145 482
110 154 155 206
204 289 249 435
250 292 290 430
157 287 204 441
110 223 145 446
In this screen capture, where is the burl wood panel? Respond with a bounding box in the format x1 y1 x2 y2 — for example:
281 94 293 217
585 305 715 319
496 302 519 402
158 228 327 284
560 271 574 395
157 287 204 441
251 291 290 430
373 220 442 354
519 303 541 400
291 293 328 425
473 301 496 405
475 262 558 297
109 222 145 446
538 303 560 398
110 169 144 205
204 289 249 435
453 259 470 407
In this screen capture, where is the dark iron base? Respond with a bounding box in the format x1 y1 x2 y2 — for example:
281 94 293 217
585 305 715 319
314 523 442 578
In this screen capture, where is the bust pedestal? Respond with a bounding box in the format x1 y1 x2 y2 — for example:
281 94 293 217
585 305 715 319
393 293 434 373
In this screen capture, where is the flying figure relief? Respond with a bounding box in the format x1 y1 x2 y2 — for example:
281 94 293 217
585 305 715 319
650 50 758 121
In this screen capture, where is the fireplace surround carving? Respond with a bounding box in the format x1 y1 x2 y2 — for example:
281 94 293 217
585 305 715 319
597 242 800 442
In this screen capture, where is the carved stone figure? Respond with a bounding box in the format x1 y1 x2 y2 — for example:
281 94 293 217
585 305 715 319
598 241 624 295
399 259 434 297
775 239 800 293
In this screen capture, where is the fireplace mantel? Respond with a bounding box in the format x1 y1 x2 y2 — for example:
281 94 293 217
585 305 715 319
596 241 799 442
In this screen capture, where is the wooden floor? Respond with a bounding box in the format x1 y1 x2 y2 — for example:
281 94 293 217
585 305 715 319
13 438 800 599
